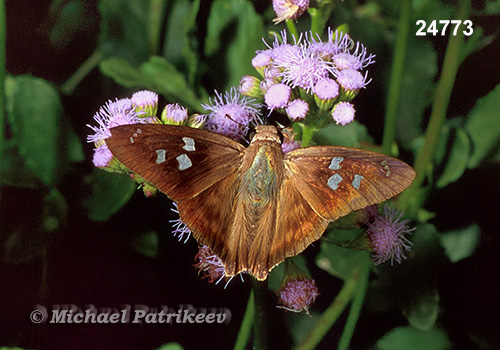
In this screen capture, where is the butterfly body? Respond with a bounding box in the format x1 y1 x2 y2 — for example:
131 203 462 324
106 124 415 280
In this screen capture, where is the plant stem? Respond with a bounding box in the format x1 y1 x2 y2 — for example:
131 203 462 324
300 124 316 147
60 49 103 95
382 0 411 156
234 290 255 350
252 278 269 350
296 257 368 350
398 0 471 210
337 257 371 350
286 20 298 39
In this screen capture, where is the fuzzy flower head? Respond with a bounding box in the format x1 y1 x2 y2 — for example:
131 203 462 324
331 101 356 126
367 204 415 265
202 88 262 141
273 0 310 23
131 90 158 119
265 83 292 111
276 42 335 93
193 245 227 284
286 99 309 121
161 103 188 125
87 98 144 168
277 278 319 314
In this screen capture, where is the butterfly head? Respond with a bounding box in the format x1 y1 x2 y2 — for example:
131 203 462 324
251 125 283 144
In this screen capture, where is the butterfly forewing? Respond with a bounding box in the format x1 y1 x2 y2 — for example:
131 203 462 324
106 124 245 201
284 147 416 221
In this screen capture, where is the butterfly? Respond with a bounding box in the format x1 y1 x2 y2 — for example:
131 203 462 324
106 124 415 281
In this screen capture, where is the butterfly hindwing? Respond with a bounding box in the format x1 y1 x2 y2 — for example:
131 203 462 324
284 146 416 221
106 124 245 201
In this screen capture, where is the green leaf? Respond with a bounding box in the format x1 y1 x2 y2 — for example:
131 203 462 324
440 224 480 263
48 0 88 48
6 76 64 187
100 56 202 111
376 326 451 350
403 289 440 331
465 84 500 168
83 170 137 221
313 121 373 148
436 128 470 188
205 0 265 88
140 56 203 111
154 343 184 350
131 230 159 258
395 38 437 147
163 0 201 86
0 140 38 188
316 229 369 281
98 0 152 64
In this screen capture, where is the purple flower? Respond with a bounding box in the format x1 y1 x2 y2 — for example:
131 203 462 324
308 29 352 59
276 42 335 92
282 140 301 153
87 98 145 167
202 87 262 141
161 103 188 125
367 204 415 265
277 278 319 313
239 75 263 99
92 144 113 168
286 99 309 121
193 245 227 284
331 101 355 126
337 68 370 99
131 90 158 118
265 83 292 110
313 78 339 110
272 0 310 23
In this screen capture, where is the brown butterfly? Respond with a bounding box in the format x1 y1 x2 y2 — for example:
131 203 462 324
106 124 415 280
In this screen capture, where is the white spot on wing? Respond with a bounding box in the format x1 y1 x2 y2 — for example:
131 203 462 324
177 154 192 170
182 137 196 151
352 174 364 189
156 149 167 164
329 157 344 170
327 173 343 190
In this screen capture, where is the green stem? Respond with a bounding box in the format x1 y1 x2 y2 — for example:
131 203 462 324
286 20 299 39
234 290 255 350
300 124 316 147
252 278 269 350
295 258 368 350
148 0 167 55
60 49 103 95
382 0 411 156
398 0 471 210
337 257 371 350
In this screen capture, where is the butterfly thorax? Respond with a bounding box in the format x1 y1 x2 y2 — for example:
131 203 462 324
239 125 285 207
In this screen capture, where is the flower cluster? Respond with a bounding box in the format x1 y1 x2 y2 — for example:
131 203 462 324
240 28 375 127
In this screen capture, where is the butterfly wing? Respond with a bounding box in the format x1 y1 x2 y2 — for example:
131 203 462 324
284 146 416 221
106 124 245 201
